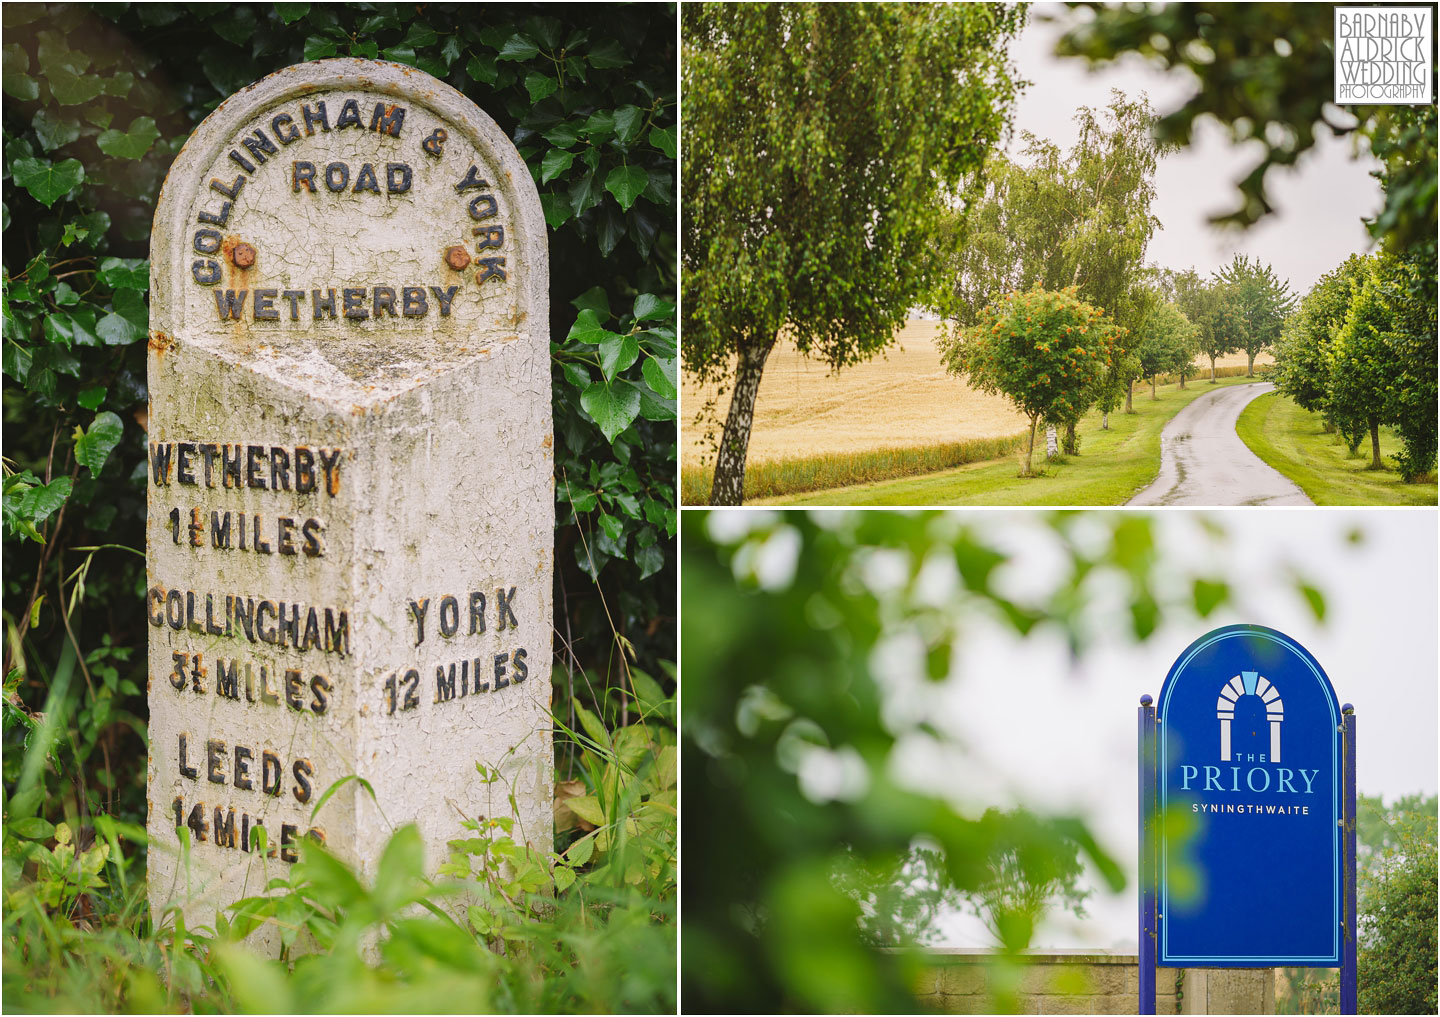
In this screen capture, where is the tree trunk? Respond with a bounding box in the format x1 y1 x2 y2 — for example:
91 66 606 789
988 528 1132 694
1102 411 1109 430
1062 420 1078 455
1124 380 1133 413
1369 419 1383 470
1150 375 1157 399
1179 371 1186 390
709 335 776 505
1209 356 1217 382
1247 350 1256 377
1021 415 1038 476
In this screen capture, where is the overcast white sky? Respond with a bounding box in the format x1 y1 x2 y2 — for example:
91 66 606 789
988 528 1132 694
908 509 1438 951
1004 5 1383 297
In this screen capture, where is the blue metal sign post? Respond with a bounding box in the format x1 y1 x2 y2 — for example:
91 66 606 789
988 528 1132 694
1137 625 1357 1014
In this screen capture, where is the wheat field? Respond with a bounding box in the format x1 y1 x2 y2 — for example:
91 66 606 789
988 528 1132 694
681 320 1272 470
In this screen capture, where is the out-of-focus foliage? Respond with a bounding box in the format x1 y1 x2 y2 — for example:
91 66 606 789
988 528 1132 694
1278 793 1438 1016
3 3 675 1011
682 1 1027 504
939 287 1118 476
680 510 1295 1014
1053 3 1437 252
1357 794 1438 1015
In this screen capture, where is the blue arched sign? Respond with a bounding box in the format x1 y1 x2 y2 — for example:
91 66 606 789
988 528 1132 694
1137 624 1357 1013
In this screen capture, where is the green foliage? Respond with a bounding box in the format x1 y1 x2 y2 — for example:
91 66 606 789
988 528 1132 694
938 92 1165 333
1330 263 1397 467
682 510 1240 1013
1356 794 1438 1015
3 3 675 1011
3 679 677 1013
1054 3 1437 252
1131 299 1198 388
939 287 1116 476
683 1 1027 503
1274 255 1369 418
1213 254 1295 376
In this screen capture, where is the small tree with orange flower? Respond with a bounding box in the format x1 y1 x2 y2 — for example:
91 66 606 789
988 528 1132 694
939 287 1115 476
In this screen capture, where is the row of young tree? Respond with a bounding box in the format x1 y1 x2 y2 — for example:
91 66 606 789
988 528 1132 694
1275 249 1438 480
933 86 1297 477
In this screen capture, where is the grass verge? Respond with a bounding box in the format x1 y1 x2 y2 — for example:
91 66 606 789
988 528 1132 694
681 433 1029 505
1234 392 1438 506
726 376 1261 506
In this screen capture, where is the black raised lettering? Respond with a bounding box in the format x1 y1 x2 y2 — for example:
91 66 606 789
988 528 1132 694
254 289 279 320
313 288 337 319
302 518 324 557
439 595 459 638
192 259 221 285
473 225 504 250
301 101 329 135
262 751 282 796
292 161 316 193
325 162 349 192
372 286 396 317
409 597 430 646
215 289 248 320
198 201 232 227
285 668 305 711
369 102 405 136
335 99 363 129
475 257 506 285
178 733 198 779
353 162 380 194
429 285 458 316
343 288 368 319
176 443 196 485
194 228 222 254
271 113 301 145
277 516 297 555
454 165 488 192
216 657 238 700
402 286 428 316
241 129 278 165
386 163 412 193
206 739 226 784
467 193 498 220
149 442 173 484
246 445 267 489
310 672 331 714
497 586 518 630
282 290 304 319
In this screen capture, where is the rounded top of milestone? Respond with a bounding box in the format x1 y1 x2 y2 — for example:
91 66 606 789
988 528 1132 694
150 59 547 403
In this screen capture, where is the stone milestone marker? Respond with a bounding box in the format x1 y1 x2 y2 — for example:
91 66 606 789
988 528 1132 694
146 59 552 939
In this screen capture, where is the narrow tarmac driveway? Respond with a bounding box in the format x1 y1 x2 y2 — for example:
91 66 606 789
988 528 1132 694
1128 382 1313 506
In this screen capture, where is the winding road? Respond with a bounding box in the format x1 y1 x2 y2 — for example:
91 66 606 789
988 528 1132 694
1128 382 1313 507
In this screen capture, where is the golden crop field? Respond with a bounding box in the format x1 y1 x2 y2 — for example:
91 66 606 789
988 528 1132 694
681 320 1272 469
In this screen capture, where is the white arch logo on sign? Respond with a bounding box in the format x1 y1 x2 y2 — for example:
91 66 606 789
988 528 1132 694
1215 671 1284 762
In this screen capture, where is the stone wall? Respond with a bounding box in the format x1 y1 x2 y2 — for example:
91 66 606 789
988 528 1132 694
911 950 1276 1015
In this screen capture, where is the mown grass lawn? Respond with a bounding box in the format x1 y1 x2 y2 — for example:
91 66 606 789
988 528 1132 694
1234 392 1438 506
760 376 1263 506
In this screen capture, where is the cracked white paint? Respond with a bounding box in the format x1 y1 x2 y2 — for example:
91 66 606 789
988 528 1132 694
146 60 552 952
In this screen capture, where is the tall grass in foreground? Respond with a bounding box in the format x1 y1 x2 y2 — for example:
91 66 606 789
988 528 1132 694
682 433 1029 505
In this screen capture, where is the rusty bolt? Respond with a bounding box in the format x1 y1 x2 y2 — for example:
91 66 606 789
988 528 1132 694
445 245 471 271
231 242 256 268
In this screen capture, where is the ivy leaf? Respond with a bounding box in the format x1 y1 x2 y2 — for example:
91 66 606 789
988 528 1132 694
543 122 579 148
580 381 641 444
599 332 639 381
525 71 558 103
585 38 630 69
571 286 611 319
2 43 38 100
275 3 311 25
566 309 617 346
98 257 148 291
74 411 123 476
466 53 497 85
52 281 79 307
540 148 574 184
77 385 106 410
303 35 338 60
402 21 438 48
382 45 417 67
47 69 105 105
31 109 81 152
632 293 674 322
96 116 160 161
642 355 677 399
96 311 143 346
539 193 572 229
112 288 148 329
568 170 601 217
497 33 539 61
101 71 135 98
604 165 648 211
613 105 645 146
11 157 85 208
648 126 677 159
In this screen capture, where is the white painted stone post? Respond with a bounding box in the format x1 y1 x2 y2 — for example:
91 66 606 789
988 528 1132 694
146 59 552 948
